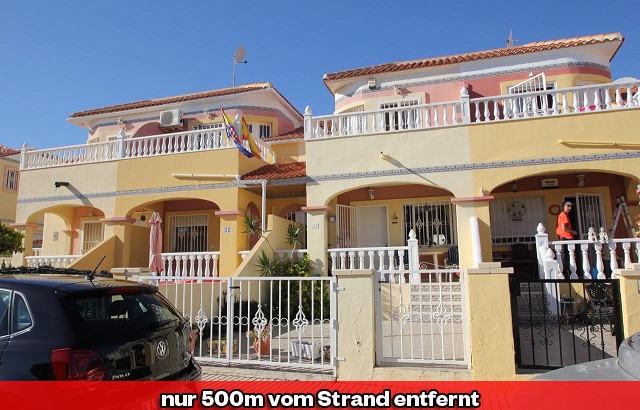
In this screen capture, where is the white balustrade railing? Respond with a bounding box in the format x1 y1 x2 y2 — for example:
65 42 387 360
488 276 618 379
160 252 220 279
308 101 464 139
328 246 409 271
32 248 42 257
305 81 640 139
136 274 337 370
535 223 640 280
22 124 274 170
22 140 119 169
238 250 251 261
470 81 640 122
25 255 79 268
274 249 308 261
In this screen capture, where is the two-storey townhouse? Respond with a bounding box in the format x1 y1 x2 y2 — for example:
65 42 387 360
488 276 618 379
13 83 306 275
303 32 640 278
12 33 640 281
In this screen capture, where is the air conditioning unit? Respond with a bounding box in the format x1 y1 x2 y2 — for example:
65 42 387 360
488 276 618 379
159 109 182 129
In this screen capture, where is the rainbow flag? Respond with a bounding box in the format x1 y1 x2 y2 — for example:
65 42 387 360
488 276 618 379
220 107 252 158
241 117 263 160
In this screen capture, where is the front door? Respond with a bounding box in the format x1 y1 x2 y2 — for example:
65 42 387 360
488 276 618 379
356 206 388 247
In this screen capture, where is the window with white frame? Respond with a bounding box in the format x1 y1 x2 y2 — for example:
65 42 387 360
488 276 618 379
5 168 18 191
403 201 456 247
248 123 272 139
168 214 208 253
81 221 104 254
380 99 420 131
490 196 546 244
192 123 224 131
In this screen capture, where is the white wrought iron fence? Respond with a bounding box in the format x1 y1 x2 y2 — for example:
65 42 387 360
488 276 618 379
138 274 337 371
375 268 469 367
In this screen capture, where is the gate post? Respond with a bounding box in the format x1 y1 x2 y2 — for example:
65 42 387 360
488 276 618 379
466 262 516 380
615 264 640 337
334 269 376 380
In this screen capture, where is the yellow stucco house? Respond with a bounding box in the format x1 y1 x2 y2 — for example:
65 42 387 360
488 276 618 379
10 32 640 380
11 32 640 278
0 145 20 227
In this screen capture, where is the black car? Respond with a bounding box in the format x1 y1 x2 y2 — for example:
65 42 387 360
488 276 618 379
0 274 201 380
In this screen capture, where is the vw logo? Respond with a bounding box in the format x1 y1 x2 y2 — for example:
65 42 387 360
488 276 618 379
156 340 168 358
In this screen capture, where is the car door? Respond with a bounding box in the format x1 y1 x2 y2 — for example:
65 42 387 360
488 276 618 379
0 289 11 360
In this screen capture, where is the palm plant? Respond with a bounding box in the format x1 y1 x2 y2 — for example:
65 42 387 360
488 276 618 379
285 223 303 258
256 250 279 276
241 209 273 251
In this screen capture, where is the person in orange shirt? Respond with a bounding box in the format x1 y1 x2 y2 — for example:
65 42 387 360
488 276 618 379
556 201 578 276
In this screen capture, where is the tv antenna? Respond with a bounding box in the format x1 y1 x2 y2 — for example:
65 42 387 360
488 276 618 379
506 30 518 48
232 46 247 87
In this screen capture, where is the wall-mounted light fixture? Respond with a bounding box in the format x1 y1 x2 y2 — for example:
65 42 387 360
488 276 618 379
54 181 69 188
140 214 146 222
88 208 94 218
511 180 518 193
391 211 399 224
576 174 585 187
328 215 336 223
203 108 213 119
368 187 375 200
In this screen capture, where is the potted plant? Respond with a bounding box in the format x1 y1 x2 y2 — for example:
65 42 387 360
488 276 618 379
247 325 271 356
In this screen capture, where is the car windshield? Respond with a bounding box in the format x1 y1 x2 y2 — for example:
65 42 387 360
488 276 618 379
61 289 183 339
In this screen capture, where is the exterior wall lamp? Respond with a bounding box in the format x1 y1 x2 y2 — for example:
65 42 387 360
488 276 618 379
54 181 69 188
368 187 375 200
511 180 518 193
391 211 399 224
576 174 585 187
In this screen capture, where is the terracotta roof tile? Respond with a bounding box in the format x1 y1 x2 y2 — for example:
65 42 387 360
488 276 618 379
0 144 20 157
69 82 280 118
242 162 306 180
264 127 304 142
323 33 624 88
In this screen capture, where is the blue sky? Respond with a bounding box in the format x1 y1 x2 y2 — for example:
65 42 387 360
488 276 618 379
2 0 639 150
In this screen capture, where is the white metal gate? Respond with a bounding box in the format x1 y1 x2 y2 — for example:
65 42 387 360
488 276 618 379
374 268 470 367
138 274 337 371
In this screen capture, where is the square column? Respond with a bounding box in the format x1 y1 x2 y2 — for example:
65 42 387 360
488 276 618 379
215 210 244 277
302 206 331 275
9 222 38 266
452 196 494 268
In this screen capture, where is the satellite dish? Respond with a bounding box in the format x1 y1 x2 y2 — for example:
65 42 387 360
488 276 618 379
235 46 246 63
232 46 247 86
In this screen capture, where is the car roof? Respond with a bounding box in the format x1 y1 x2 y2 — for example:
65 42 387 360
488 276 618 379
0 274 154 294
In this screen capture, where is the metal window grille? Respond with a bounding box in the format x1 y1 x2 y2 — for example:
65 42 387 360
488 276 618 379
5 168 18 191
81 221 104 254
490 196 546 244
402 201 456 247
336 205 357 248
575 194 605 238
168 214 208 253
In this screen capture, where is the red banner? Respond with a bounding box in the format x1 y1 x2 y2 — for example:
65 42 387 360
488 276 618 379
0 381 637 409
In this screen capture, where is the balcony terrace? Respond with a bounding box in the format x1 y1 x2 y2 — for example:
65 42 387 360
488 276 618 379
304 80 640 139
20 126 275 170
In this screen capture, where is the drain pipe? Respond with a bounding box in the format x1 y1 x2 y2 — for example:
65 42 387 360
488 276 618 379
469 217 482 268
238 179 267 233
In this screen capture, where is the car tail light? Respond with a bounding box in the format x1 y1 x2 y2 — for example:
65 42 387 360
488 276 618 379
51 348 106 381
